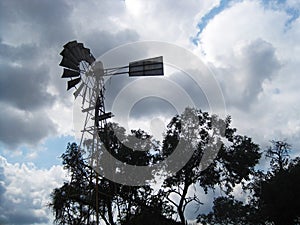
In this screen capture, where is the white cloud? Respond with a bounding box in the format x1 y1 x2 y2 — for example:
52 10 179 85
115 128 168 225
197 1 288 64
121 0 221 47
0 156 67 225
195 0 300 154
286 0 300 9
0 104 57 149
216 38 281 108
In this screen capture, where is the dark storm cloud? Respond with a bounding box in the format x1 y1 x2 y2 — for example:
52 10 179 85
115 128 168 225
122 70 211 120
85 29 140 58
240 39 281 99
0 64 55 111
0 40 57 148
0 104 56 148
0 0 74 46
0 41 38 64
168 70 210 111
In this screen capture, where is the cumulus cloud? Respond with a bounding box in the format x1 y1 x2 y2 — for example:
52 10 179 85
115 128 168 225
121 0 220 46
217 38 281 109
0 40 57 148
0 0 74 46
0 104 57 149
0 63 55 111
196 0 300 152
0 156 67 225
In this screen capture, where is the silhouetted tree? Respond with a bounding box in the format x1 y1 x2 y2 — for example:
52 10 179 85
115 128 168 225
160 108 261 224
198 140 300 225
197 196 260 225
49 130 162 225
49 143 97 224
266 140 291 173
259 141 300 225
49 108 262 225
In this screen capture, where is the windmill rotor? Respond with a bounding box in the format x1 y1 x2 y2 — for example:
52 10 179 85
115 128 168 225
59 40 96 92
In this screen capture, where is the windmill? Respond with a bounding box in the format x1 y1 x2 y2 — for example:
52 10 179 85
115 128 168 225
59 40 164 224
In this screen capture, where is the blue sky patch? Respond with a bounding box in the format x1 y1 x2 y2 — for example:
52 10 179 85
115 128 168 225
192 0 233 45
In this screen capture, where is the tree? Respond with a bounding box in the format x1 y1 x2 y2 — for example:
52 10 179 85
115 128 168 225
160 108 261 224
198 140 300 225
197 196 260 225
266 140 291 173
49 143 97 225
49 107 262 225
258 141 300 225
49 129 166 225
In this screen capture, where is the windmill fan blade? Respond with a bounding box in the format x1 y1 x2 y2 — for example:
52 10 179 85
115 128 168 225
72 43 85 61
73 82 84 98
67 77 81 90
85 48 96 63
61 40 96 69
90 54 96 63
60 57 79 71
61 68 80 78
64 41 84 62
63 40 78 49
82 47 96 65
81 47 90 56
60 48 80 65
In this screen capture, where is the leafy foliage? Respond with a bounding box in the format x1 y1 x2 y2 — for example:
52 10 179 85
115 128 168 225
199 140 300 225
198 196 260 225
49 108 262 225
259 142 300 225
161 108 261 224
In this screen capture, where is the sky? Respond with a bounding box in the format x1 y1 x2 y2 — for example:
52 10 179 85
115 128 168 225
1 0 300 224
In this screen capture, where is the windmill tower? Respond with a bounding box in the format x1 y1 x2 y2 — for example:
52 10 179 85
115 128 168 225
59 40 164 224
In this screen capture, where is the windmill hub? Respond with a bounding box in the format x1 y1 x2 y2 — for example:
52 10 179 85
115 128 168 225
94 61 104 79
86 61 104 81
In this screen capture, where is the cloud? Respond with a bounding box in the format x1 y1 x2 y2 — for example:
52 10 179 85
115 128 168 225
197 0 289 64
0 40 58 148
195 0 300 154
0 63 55 111
85 29 140 58
0 0 74 46
0 156 67 225
122 0 220 46
217 38 281 109
0 104 57 149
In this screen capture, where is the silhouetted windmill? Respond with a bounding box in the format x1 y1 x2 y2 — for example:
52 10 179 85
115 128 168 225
59 40 164 224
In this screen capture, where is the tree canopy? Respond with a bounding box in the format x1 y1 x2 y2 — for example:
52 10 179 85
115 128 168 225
49 107 267 225
198 140 300 225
